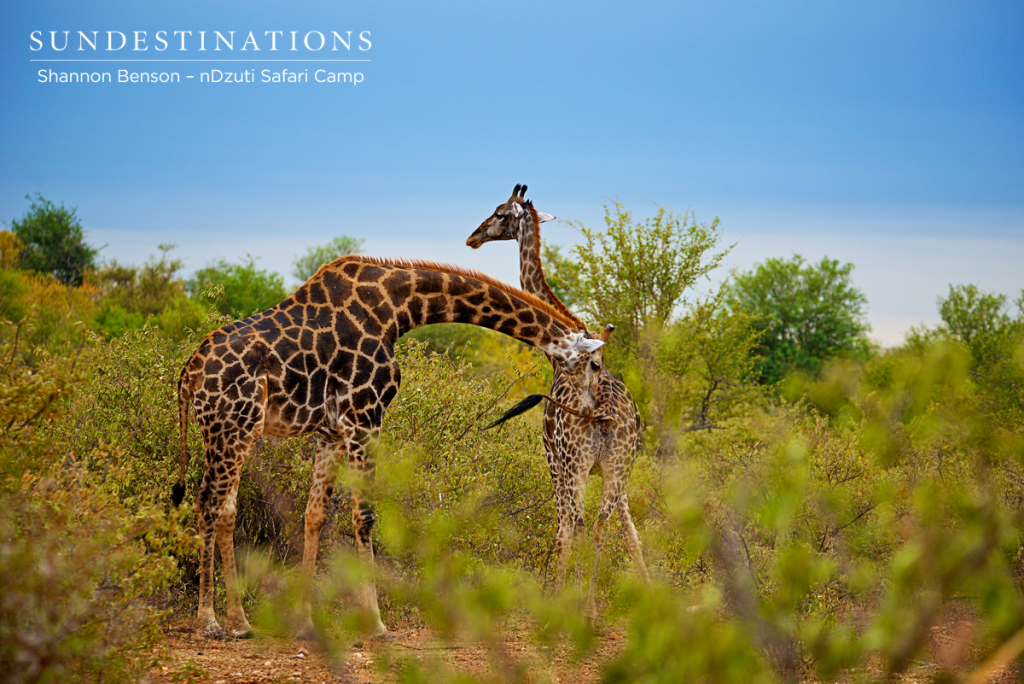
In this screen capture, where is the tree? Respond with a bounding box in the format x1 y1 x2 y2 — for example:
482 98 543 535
542 202 759 450
187 255 288 318
932 284 1024 421
291 235 364 283
543 202 731 357
91 245 205 340
938 284 1012 347
538 244 580 310
8 195 98 285
94 244 188 316
725 254 870 385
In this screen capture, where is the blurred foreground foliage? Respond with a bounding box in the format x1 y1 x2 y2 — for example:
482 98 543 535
0 202 1021 682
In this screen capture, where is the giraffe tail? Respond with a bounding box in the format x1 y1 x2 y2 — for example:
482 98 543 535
486 394 545 430
171 368 190 507
485 392 596 430
487 389 598 428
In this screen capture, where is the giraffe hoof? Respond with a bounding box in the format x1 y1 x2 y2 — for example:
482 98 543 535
202 620 227 640
227 615 254 639
368 618 389 638
296 620 318 641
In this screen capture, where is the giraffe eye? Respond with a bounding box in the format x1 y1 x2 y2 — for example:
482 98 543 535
590 361 600 371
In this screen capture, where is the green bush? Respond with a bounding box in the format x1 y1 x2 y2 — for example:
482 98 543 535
0 318 195 684
0 469 194 684
376 340 558 573
0 268 97 361
92 301 146 340
186 255 287 318
91 247 208 342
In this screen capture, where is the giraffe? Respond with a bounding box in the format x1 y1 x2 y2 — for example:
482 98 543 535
466 184 650 619
173 255 609 639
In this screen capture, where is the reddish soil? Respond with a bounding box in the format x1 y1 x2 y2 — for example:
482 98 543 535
144 605 1018 684
144 618 626 684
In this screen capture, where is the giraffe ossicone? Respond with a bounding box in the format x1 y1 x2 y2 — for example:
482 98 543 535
174 255 611 639
467 185 651 620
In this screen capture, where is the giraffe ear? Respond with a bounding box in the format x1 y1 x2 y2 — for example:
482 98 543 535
536 211 555 223
574 337 605 353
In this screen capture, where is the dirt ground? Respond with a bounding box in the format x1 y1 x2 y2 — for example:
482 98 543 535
143 607 1018 684
143 617 626 684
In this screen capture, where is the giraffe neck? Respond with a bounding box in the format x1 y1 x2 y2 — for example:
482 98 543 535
516 204 586 329
309 256 581 356
515 206 548 298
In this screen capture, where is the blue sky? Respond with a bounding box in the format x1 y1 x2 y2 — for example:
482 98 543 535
1 1 1021 344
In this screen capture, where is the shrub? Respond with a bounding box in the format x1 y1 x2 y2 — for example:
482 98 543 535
0 268 97 360
186 255 287 318
0 318 194 684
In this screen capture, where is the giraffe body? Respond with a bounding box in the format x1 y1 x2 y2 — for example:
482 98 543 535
467 185 650 618
177 255 607 638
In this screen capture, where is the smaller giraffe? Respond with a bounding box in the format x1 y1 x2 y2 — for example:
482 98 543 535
174 255 609 638
467 185 650 618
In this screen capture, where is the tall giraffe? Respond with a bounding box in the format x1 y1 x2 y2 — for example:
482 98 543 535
174 255 608 638
467 185 650 618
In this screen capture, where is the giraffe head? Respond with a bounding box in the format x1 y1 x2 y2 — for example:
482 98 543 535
465 184 555 249
551 331 607 414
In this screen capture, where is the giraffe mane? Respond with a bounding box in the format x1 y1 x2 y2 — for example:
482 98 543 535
329 254 589 332
522 201 588 331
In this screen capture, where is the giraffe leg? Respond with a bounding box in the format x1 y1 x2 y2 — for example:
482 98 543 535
564 481 588 596
218 466 253 638
296 434 346 638
194 450 252 638
545 448 569 592
552 472 577 593
190 373 266 639
194 468 221 637
585 481 620 621
617 495 650 584
350 491 387 634
572 510 587 592
347 431 388 634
